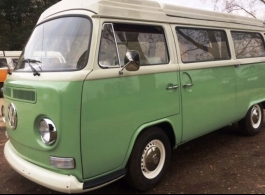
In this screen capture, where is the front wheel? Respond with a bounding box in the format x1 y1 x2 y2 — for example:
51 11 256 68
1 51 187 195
125 127 171 191
239 104 264 136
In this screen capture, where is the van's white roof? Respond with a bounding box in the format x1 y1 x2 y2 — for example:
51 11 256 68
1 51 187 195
38 0 264 30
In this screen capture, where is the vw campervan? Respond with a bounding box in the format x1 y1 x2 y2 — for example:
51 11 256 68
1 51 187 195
3 0 265 193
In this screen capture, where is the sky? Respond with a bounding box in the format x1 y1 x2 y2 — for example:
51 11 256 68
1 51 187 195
157 0 215 11
158 0 264 21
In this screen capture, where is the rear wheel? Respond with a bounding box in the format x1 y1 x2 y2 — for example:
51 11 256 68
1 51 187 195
239 104 264 136
125 127 171 191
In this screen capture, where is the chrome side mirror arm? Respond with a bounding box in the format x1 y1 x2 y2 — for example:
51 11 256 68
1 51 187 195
119 60 133 76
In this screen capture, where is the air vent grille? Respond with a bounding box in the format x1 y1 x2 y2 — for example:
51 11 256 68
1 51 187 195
13 89 36 102
4 87 36 103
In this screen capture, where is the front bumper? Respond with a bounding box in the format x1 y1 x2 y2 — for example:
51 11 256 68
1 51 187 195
4 140 108 194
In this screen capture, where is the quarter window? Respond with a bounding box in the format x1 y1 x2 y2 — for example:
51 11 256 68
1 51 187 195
99 24 119 67
176 28 230 63
99 23 169 68
231 32 265 59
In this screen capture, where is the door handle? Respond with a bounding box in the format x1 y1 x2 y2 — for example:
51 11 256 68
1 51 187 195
235 64 241 68
166 84 179 91
183 84 194 88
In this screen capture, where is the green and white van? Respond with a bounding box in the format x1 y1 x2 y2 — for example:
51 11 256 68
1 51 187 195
3 0 265 193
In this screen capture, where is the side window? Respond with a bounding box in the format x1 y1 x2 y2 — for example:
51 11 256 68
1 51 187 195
176 28 230 63
231 31 265 59
0 58 7 68
99 23 169 68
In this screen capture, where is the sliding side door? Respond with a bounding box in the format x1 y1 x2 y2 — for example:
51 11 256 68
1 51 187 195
173 26 238 142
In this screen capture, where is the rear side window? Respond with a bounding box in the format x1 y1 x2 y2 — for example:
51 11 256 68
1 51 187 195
0 58 7 68
99 23 169 68
231 31 265 59
176 28 230 63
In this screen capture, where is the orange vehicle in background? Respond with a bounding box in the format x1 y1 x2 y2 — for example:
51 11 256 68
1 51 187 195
0 51 22 96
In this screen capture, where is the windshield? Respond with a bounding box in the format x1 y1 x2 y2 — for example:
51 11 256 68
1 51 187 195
15 17 92 72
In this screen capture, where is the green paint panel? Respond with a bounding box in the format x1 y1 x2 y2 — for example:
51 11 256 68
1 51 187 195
4 86 11 97
4 79 84 181
181 66 237 142
81 72 180 178
236 62 265 117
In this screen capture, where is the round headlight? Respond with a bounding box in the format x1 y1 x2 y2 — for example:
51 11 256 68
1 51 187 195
39 118 57 145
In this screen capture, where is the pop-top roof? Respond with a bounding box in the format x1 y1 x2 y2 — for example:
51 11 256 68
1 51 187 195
38 0 264 29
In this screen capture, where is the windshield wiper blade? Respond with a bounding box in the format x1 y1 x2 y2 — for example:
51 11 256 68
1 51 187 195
23 59 41 76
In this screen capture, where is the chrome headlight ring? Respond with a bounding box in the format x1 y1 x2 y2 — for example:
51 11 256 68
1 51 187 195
39 118 57 145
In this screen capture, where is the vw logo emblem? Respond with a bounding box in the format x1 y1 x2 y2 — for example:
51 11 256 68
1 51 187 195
8 103 17 130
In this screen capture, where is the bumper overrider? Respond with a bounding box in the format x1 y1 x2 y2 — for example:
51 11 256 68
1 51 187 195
4 141 126 194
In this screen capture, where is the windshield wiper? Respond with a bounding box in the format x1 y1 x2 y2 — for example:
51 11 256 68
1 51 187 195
23 59 42 76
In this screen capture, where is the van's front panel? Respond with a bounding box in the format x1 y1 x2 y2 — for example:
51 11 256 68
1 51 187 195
4 79 84 180
3 12 94 193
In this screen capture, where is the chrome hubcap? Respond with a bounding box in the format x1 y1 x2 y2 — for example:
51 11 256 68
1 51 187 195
141 140 165 179
144 146 161 172
251 105 262 129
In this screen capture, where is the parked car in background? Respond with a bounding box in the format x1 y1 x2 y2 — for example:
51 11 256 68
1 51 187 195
0 51 22 97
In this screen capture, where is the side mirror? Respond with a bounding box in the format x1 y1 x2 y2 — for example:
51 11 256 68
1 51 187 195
119 51 140 75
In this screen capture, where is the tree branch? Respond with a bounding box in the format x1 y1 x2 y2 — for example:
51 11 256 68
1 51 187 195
177 30 209 53
226 4 257 18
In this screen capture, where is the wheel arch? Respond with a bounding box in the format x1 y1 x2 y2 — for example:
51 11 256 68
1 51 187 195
242 99 265 119
261 101 265 110
123 118 176 168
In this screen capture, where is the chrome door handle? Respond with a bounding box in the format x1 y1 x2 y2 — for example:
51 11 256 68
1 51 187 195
235 64 241 68
166 84 179 91
183 84 194 88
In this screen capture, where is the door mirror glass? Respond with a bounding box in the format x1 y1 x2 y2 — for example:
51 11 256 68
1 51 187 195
124 51 140 71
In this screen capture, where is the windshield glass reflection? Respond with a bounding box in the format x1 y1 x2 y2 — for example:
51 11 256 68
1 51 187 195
16 17 92 72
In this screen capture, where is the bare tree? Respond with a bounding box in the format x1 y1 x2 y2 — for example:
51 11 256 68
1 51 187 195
201 0 265 24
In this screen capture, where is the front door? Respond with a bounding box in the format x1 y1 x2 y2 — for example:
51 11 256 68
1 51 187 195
81 22 181 179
